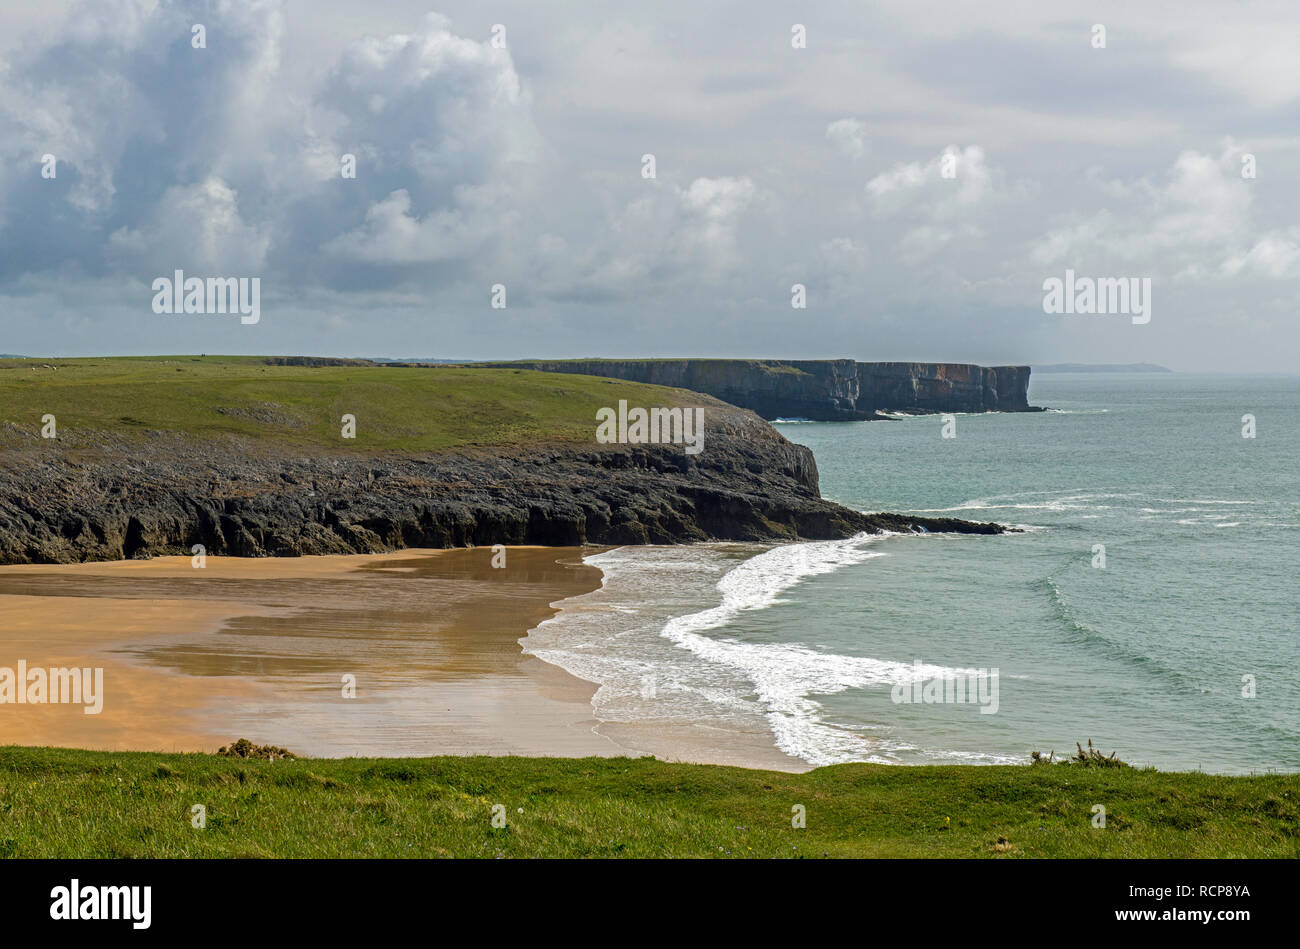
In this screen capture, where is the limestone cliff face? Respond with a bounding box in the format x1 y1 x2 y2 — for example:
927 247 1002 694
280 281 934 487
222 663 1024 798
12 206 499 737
856 363 1033 415
484 360 1036 421
0 402 1005 565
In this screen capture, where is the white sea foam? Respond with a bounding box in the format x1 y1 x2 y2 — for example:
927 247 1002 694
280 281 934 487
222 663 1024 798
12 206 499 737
655 535 987 765
667 533 882 624
526 536 996 768
913 494 1121 514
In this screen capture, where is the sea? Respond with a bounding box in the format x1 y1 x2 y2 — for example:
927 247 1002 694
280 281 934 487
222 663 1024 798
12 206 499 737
525 373 1299 774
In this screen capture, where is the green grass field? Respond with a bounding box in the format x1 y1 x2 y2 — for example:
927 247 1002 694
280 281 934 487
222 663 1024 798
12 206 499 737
0 356 704 453
2 747 1295 858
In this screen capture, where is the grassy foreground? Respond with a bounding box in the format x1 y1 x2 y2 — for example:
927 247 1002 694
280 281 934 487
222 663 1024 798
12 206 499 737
2 747 1296 858
0 356 703 452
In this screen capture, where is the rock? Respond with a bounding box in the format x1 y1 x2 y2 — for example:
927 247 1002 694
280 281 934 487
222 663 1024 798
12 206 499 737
0 403 1005 565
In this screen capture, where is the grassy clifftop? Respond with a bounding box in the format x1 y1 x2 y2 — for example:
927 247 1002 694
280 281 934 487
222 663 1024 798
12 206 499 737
0 356 711 453
5 354 923 561
1 747 1296 858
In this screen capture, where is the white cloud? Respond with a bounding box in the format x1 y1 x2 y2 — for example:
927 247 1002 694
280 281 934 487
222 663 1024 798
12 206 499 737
319 12 538 179
1222 232 1300 278
2 0 1300 369
1026 145 1259 273
324 186 512 264
0 2 540 285
552 176 759 298
108 178 270 273
826 119 867 159
866 146 993 220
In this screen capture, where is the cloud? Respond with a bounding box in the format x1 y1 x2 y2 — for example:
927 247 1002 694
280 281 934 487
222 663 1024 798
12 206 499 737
1222 231 1300 279
0 2 539 288
548 176 759 300
315 12 538 183
826 119 867 159
866 146 994 219
819 236 868 268
1172 25 1300 108
108 177 270 274
1026 145 1263 274
323 186 509 264
2 0 1300 370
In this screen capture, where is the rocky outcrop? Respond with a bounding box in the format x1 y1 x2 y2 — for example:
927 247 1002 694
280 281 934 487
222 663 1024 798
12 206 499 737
479 360 1037 421
0 402 1004 565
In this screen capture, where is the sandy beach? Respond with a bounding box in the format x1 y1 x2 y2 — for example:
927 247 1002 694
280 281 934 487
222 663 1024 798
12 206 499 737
0 547 804 770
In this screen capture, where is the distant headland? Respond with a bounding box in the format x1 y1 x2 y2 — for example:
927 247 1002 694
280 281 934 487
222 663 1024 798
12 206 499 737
474 359 1039 422
1034 363 1172 373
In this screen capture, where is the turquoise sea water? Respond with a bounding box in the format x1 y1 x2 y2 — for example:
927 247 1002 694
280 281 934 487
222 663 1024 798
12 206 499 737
529 374 1299 773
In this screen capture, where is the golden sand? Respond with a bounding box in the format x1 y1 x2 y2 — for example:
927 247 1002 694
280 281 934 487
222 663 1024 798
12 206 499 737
0 548 620 756
0 546 805 770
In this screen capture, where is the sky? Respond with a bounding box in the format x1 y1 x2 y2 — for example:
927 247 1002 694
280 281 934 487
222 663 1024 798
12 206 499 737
1 0 1298 371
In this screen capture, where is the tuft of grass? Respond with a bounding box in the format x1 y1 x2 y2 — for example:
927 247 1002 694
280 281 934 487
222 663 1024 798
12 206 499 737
1031 740 1128 768
0 745 1296 858
216 739 296 761
1071 739 1128 768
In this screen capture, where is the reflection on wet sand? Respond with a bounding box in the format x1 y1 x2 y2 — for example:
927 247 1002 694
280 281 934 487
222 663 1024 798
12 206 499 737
0 548 622 757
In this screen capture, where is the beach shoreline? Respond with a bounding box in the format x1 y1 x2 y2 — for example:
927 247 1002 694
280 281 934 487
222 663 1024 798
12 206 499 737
0 546 806 771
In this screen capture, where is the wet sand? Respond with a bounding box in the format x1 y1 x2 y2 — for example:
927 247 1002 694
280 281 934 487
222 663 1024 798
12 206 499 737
0 548 621 757
0 547 803 770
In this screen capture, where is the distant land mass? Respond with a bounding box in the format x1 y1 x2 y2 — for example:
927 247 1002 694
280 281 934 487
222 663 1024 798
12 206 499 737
368 357 462 364
476 359 1038 421
1035 363 1172 373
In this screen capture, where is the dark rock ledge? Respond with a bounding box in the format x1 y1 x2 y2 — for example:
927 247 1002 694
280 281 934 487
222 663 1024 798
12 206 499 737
0 405 1004 565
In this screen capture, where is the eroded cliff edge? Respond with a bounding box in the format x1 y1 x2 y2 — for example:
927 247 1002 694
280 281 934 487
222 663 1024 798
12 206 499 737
479 359 1037 421
0 400 1003 565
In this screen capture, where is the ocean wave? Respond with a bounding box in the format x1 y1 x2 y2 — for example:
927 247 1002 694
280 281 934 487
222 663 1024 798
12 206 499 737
912 492 1127 514
914 490 1260 521
533 537 1007 768
911 748 1026 765
1035 574 1191 687
658 535 994 765
667 533 883 625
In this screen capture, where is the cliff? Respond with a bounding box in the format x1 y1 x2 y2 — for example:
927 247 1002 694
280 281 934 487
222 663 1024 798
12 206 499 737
0 399 1003 565
857 362 1034 416
478 360 1036 421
